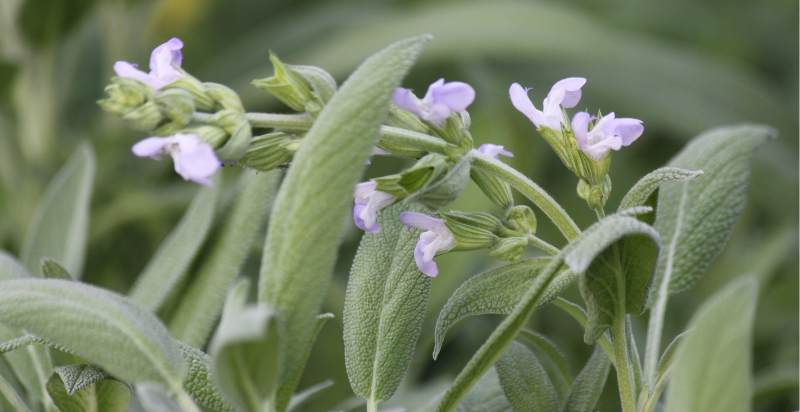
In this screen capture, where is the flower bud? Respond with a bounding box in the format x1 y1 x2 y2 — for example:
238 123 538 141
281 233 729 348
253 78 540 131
441 211 500 250
437 112 474 149
471 168 514 208
489 236 528 262
386 105 431 135
122 101 164 131
209 109 252 161
240 132 299 171
539 125 611 185
153 88 195 135
577 175 612 210
505 205 537 235
289 64 337 104
411 157 472 209
252 53 316 113
204 82 244 112
373 153 447 198
165 74 216 111
187 125 228 148
98 77 151 115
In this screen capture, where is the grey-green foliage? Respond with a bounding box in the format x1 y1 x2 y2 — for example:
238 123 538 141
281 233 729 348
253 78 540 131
257 35 429 411
41 258 72 280
516 330 570 398
134 383 181 412
46 369 130 412
665 277 758 412
286 380 334 412
21 143 94 277
0 279 185 386
169 170 279 347
453 368 510 412
617 167 703 216
211 280 279 412
343 203 430 403
433 259 576 359
563 346 611 412
129 183 220 312
651 125 773 297
178 342 234 412
495 341 558 412
0 251 31 279
565 214 660 342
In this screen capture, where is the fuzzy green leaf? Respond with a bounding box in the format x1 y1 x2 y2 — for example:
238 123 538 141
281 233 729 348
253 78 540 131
177 343 234 412
46 370 130 412
41 258 72 280
453 368 510 412
563 346 611 412
665 277 758 412
21 143 94 278
0 251 31 279
652 125 773 298
495 341 558 412
257 36 429 411
617 167 703 220
0 279 185 386
343 203 430 403
128 184 220 312
433 259 575 359
566 214 660 342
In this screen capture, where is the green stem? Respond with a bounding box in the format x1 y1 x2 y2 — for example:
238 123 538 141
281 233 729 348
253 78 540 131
245 112 313 131
367 397 379 412
471 155 580 241
526 234 560 256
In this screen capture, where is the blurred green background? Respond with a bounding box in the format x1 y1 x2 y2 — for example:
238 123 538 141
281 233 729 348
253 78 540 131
0 0 796 410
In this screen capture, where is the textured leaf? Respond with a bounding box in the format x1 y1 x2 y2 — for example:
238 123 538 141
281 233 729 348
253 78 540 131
46 369 130 412
287 380 334 412
617 167 703 218
257 36 429 411
563 346 611 412
516 330 570 398
41 258 72 280
495 341 558 412
652 125 773 298
566 214 660 342
343 203 430 403
211 280 280 412
169 170 278 347
0 279 185 386
129 184 220 312
433 259 575 359
665 277 758 412
21 143 94 278
177 343 234 412
453 368 510 412
134 383 180 412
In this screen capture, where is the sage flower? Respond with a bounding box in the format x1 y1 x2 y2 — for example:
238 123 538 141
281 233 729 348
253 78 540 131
509 77 586 130
114 38 185 90
353 181 396 233
393 79 475 126
571 112 644 160
476 144 513 159
132 133 220 185
399 212 456 277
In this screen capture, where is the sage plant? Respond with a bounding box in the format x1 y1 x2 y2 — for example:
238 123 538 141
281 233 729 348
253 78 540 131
0 35 773 412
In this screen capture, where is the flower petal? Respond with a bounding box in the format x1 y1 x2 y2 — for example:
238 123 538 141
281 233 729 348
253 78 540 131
549 77 586 108
571 111 592 147
149 37 183 73
613 118 644 146
509 83 546 128
399 211 443 231
392 88 423 117
422 78 446 105
171 135 220 185
113 61 153 86
131 137 169 158
414 236 439 277
431 81 475 112
354 181 378 204
477 144 513 159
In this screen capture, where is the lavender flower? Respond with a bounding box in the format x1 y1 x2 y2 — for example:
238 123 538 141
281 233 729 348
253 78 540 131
571 112 644 160
353 181 396 233
399 212 456 277
114 38 185 90
509 77 586 130
393 79 475 126
132 133 221 185
476 144 514 160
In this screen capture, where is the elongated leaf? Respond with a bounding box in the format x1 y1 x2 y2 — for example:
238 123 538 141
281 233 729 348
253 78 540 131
46 371 130 412
453 368 510 412
665 277 758 412
52 365 106 396
566 214 660 342
651 125 773 298
0 279 185 386
343 203 430 403
433 259 576 359
129 184 220 312
177 343 233 412
516 330 570 398
169 170 278 347
617 167 703 217
495 341 558 412
563 346 611 412
287 380 334 412
257 36 429 411
21 143 94 277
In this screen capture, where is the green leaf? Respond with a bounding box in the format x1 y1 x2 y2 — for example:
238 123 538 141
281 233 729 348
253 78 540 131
210 280 280 412
651 125 773 297
0 279 185 387
257 35 429 411
177 343 234 412
563 346 611 412
21 143 94 278
665 277 758 412
128 184 220 312
41 258 72 280
343 203 431 403
134 383 180 412
566 214 660 342
516 330 570 399
453 368 510 412
46 368 130 412
287 380 334 412
0 251 30 279
433 259 575 359
495 341 558 412
169 170 279 347
617 167 703 219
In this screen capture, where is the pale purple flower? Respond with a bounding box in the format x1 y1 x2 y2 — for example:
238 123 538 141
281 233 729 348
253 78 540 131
509 77 586 130
399 212 456 277
114 38 185 90
571 112 644 160
353 181 396 233
476 144 514 160
132 133 220 185
393 79 475 126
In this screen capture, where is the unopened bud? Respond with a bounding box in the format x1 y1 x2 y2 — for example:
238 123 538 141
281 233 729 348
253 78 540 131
373 153 447 198
438 112 474 148
188 125 228 148
577 176 612 210
122 100 163 131
240 132 298 171
489 236 528 262
165 74 216 111
442 211 499 250
210 109 252 161
505 205 537 235
411 157 472 209
153 88 195 134
252 53 316 112
471 168 514 208
98 77 151 115
289 64 337 104
204 82 244 112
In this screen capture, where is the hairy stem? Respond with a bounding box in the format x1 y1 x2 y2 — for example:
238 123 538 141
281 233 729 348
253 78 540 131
613 263 637 412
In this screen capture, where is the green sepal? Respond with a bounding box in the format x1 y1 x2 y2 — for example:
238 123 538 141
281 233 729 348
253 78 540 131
489 237 529 261
470 167 514 208
240 132 299 171
373 153 448 198
252 53 317 113
504 205 537 235
441 211 501 250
